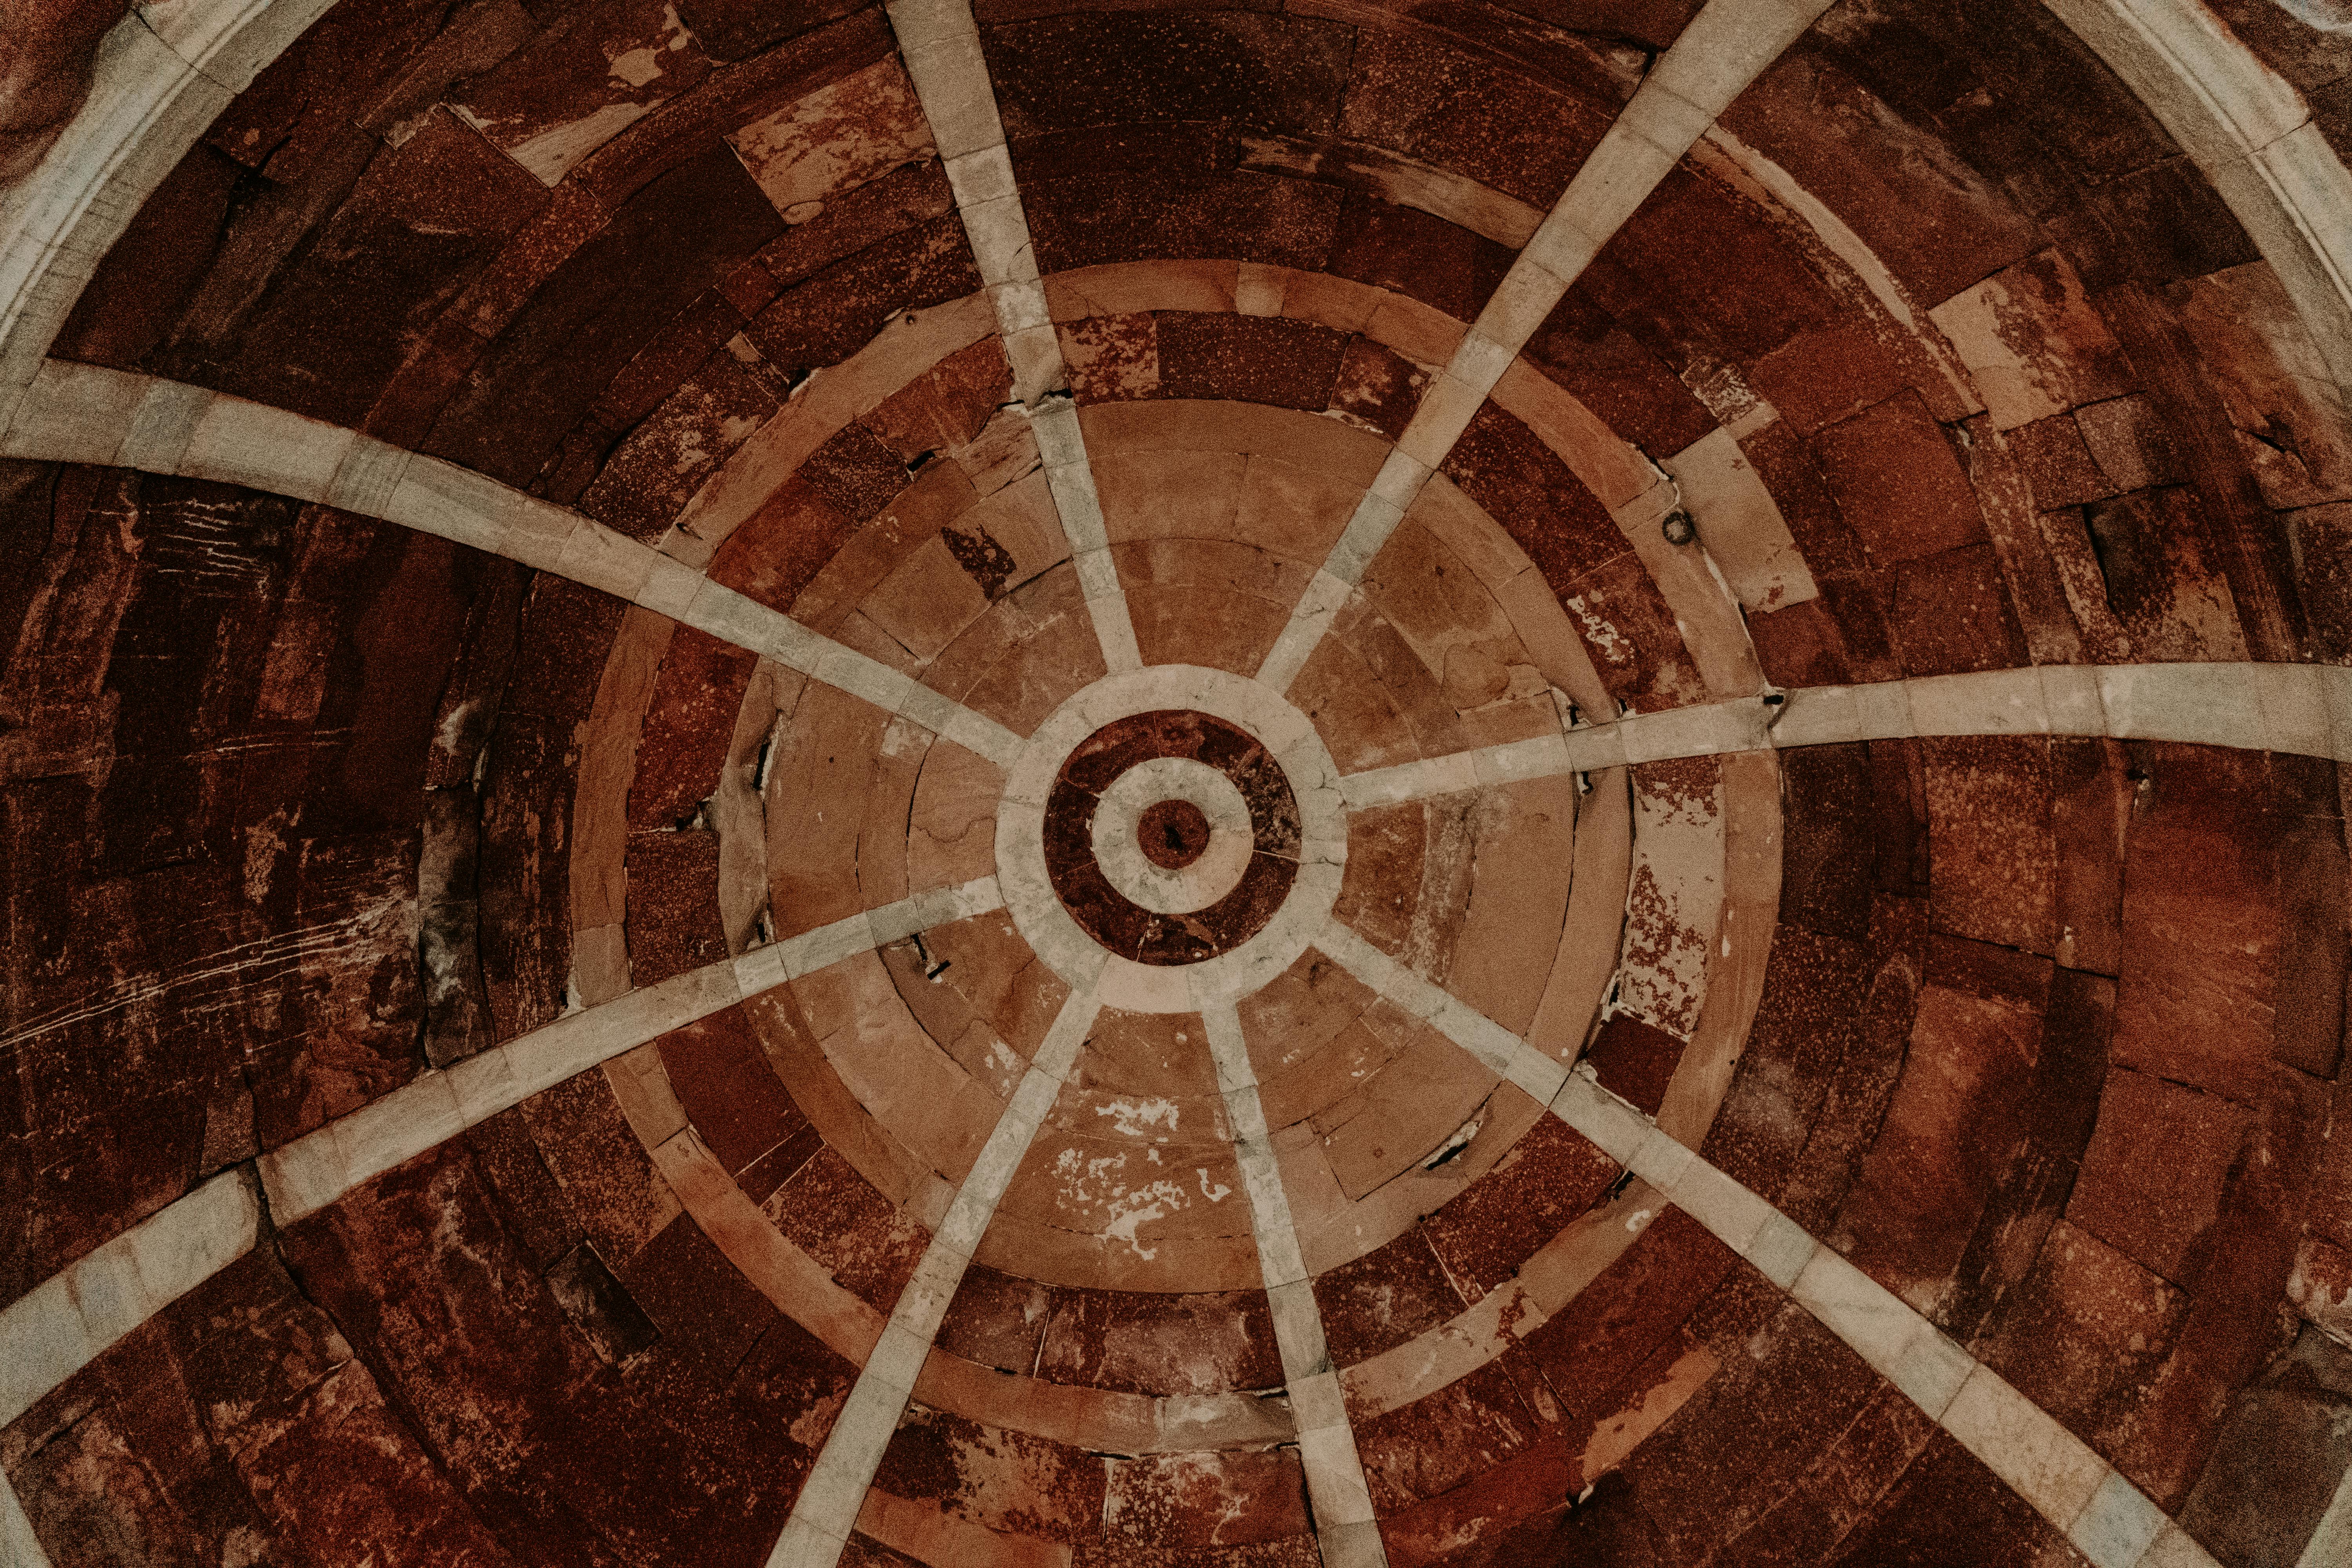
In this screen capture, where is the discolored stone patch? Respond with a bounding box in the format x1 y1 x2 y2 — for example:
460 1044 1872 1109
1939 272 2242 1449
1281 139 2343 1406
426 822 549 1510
1045 710 1301 965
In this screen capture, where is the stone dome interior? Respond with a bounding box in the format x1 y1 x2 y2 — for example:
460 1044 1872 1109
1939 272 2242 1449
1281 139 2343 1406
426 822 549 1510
3 0 2352 1564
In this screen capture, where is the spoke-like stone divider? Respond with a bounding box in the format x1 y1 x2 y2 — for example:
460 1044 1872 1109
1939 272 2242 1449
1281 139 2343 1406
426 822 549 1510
1338 660 2352 810
1202 1004 1389 1567
766 981 1107 1568
885 0 1142 676
1310 920 2224 1568
0 877 1003 1439
0 362 1027 768
1254 0 1840 693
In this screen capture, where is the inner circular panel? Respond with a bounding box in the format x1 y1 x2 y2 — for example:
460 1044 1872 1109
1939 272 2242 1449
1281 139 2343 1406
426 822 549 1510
1045 710 1299 965
1091 757 1255 914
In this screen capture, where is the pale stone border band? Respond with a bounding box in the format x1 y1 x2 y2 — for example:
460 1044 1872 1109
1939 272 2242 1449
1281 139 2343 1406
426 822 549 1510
1090 757 1256 915
1308 924 2227 1568
995 666 1347 1013
766 986 1105 1568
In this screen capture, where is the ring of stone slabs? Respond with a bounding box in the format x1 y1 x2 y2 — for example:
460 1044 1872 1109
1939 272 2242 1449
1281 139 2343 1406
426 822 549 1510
998 666 1347 1014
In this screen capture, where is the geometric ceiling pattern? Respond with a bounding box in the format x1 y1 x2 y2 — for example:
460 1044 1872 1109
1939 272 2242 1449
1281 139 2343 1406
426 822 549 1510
3 0 2352 1564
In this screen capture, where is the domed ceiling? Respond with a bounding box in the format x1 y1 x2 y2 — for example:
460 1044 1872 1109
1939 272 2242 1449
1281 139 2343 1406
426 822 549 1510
3 0 2352 1563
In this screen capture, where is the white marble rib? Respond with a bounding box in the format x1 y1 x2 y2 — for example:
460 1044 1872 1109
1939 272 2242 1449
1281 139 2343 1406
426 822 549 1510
765 985 1104 1568
1335 661 2352 808
0 362 1027 768
1253 0 1841 694
1310 921 2225 1568
1202 1005 1390 1568
885 0 1143 676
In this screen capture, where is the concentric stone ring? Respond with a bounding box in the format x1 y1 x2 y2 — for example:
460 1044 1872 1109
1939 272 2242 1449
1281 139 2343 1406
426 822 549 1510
1049 711 1299 963
997 666 1347 1013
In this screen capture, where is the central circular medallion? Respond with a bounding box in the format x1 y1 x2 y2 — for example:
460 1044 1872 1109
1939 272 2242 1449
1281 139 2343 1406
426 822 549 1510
1045 710 1300 966
996 666 1347 1013
1138 800 1210 868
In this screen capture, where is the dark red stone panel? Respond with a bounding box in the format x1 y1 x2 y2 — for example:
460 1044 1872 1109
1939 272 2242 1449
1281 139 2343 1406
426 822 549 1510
1103 1448 1310 1547
1313 1229 1466 1367
985 12 1352 140
1824 1428 2088 1566
1036 1287 1284 1396
480 575 627 1040
423 142 785 487
1155 312 1351 409
628 626 760 832
167 111 552 429
2176 1325 2352 1568
1515 1209 1739 1433
1885 543 2031 677
1558 550 1707 711
1973 1219 2188 1467
0 471 501 1303
1934 966 2113 1343
1709 1385 1938 1565
1577 162 1840 378
1583 1013 1687 1119
1833 935 2052 1311
1921 734 2056 956
2112 744 2308 1103
766 1144 927 1312
1356 1361 1545 1516
1701 925 1872 1204
283 1142 852 1559
1523 287 1717 458
1417 1116 1619 1302
1772 896 1930 1239
800 422 917 524
1022 167 1344 275
1324 191 1516 323
677 0 870 61
937 1262 1053 1376
873 1406 1109 1544
1777 742 1876 940
1606 1289 1883 1564
1327 335 1428 440
743 215 984 384
2 1247 516 1566
1439 402 1624 596
54 0 540 374
2099 283 2307 664
656 1004 810 1179
1336 27 1610 209
708 474 862 614
1810 392 1987 568
577 350 784 539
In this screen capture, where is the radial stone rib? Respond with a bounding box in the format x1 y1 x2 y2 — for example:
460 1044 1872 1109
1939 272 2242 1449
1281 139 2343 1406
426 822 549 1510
0 363 1028 766
886 0 1143 675
1202 1004 1390 1568
1310 916 2225 1568
764 986 1104 1568
1255 0 1840 695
